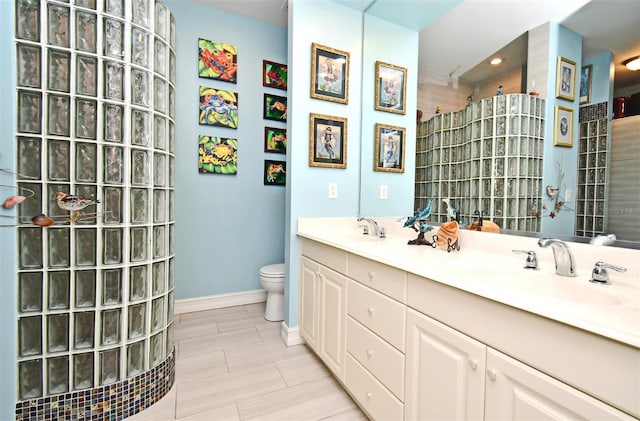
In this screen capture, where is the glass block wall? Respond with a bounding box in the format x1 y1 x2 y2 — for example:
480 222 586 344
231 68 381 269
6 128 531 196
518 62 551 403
576 102 609 237
415 94 545 231
13 0 176 413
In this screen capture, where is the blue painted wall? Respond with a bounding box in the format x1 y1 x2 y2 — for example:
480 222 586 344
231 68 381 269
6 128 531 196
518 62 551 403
0 0 17 418
164 0 288 299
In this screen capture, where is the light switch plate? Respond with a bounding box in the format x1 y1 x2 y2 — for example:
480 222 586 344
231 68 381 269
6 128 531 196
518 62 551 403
379 184 388 200
328 182 338 199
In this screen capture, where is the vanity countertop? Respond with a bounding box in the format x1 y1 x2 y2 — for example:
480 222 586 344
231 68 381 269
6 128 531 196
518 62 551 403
297 217 640 348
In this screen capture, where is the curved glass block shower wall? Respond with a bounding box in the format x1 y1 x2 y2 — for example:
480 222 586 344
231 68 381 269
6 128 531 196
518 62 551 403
13 0 175 418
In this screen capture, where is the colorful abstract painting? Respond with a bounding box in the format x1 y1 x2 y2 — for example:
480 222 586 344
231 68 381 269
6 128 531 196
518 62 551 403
198 135 238 174
263 60 287 90
199 87 238 128
198 38 238 83
264 160 286 186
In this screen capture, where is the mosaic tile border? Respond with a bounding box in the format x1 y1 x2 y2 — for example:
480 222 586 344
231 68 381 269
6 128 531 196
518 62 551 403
579 101 608 122
16 349 175 421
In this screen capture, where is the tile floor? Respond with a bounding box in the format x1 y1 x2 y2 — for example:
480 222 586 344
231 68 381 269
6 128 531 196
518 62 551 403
128 302 367 421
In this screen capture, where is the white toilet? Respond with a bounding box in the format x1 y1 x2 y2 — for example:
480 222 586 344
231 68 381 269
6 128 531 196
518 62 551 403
259 263 285 321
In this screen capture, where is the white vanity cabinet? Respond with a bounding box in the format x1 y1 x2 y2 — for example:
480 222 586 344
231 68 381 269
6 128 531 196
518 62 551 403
299 240 348 381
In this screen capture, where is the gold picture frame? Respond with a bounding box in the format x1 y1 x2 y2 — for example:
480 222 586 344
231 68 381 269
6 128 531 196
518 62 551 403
374 61 407 114
374 123 405 172
555 56 576 101
310 43 350 104
553 105 573 147
309 113 347 168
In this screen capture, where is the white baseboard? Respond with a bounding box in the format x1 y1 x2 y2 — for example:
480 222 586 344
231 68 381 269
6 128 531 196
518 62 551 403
174 289 267 315
280 321 305 347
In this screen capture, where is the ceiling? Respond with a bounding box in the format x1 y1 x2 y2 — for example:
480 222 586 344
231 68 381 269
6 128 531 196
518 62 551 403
194 0 640 90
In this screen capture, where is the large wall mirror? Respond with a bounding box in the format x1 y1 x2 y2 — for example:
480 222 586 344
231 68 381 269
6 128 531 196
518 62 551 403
360 0 640 246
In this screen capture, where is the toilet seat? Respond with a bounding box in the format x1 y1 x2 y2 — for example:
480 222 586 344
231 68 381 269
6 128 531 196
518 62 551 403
259 263 285 278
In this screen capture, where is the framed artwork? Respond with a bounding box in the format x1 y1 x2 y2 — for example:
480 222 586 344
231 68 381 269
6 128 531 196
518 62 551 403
264 126 286 154
374 61 407 114
263 60 287 90
553 105 573 147
310 43 349 104
555 56 576 101
264 160 286 186
199 86 238 129
309 113 347 169
580 65 592 104
198 38 238 83
263 93 287 122
374 123 405 172
198 135 238 174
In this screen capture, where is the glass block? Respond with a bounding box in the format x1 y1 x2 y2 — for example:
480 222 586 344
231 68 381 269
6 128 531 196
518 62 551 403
169 121 175 153
131 69 149 106
132 149 149 185
75 142 97 182
74 311 95 349
169 50 176 84
75 270 96 308
129 266 147 301
17 137 42 180
19 316 42 357
16 0 40 41
104 18 124 58
127 340 145 377
76 11 96 53
170 14 176 48
19 228 43 269
105 0 123 16
167 291 174 325
131 28 149 67
169 157 175 189
150 331 164 367
169 190 175 220
47 313 69 352
104 145 124 184
156 1 168 39
154 189 166 222
130 227 148 262
153 227 166 260
128 303 146 339
46 49 70 93
76 99 97 138
48 271 70 309
48 139 70 181
18 90 42 133
105 61 124 100
154 77 166 112
48 4 70 47
76 57 99 98
101 309 121 345
152 261 165 294
103 187 123 224
47 356 69 394
48 94 70 136
151 297 164 332
19 359 42 399
105 104 123 142
73 352 93 390
102 269 122 305
74 185 98 225
132 0 150 27
17 43 41 88
130 189 148 223
103 229 123 265
155 39 167 75
19 272 43 313
166 321 173 355
132 110 150 146
154 153 166 186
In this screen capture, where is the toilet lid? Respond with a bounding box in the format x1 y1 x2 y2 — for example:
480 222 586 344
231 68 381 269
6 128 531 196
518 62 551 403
260 263 285 277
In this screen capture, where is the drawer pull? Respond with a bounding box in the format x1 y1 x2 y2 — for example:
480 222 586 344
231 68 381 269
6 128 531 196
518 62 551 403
487 369 497 381
368 271 375 280
366 392 372 400
367 307 375 315
366 349 374 358
468 359 478 370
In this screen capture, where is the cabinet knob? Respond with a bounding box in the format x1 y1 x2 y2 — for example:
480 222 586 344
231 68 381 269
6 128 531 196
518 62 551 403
315 271 321 277
468 359 478 370
366 349 374 358
367 307 375 315
486 369 497 381
366 392 372 400
368 271 375 280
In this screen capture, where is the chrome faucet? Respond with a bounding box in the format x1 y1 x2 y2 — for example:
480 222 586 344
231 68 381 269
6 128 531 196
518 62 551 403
357 217 385 238
538 238 577 277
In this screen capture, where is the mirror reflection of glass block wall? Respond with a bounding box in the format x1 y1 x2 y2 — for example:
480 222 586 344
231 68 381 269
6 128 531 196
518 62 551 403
14 0 175 406
415 94 545 232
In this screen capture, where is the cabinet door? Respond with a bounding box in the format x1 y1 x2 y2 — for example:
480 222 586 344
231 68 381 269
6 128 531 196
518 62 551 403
299 256 320 351
319 265 348 381
485 348 635 420
405 308 486 421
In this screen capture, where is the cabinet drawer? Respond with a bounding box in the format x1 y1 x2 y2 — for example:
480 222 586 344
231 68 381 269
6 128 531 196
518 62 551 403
346 354 404 421
348 253 406 303
300 239 347 275
348 279 406 352
347 316 405 401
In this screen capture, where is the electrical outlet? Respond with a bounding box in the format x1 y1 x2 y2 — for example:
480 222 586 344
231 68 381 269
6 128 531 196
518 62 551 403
379 184 388 200
328 182 338 199
565 189 572 202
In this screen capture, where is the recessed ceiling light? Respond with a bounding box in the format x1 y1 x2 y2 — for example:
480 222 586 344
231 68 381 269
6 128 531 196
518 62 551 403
490 57 503 66
623 56 640 71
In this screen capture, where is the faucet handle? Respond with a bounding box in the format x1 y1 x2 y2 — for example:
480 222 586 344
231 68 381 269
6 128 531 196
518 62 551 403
512 249 538 270
590 261 627 284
